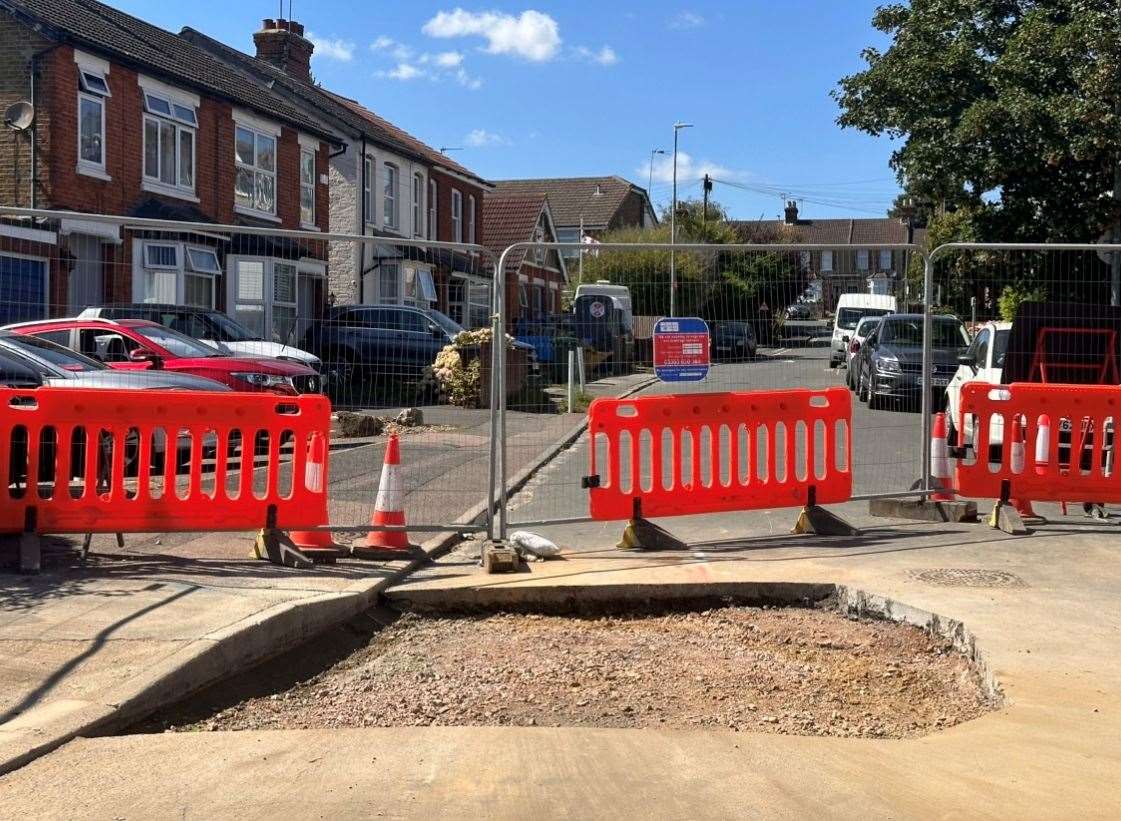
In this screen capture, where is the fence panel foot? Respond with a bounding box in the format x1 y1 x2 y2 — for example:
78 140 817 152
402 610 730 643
481 541 521 574
987 501 1029 535
617 517 687 551
253 528 316 569
869 498 978 524
792 505 860 537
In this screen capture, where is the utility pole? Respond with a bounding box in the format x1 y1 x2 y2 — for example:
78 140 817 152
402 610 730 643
702 173 712 224
670 122 693 317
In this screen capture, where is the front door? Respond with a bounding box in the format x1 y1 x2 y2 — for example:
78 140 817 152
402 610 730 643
68 234 103 312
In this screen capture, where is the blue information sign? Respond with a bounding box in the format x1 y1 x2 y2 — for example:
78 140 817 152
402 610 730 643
652 317 710 382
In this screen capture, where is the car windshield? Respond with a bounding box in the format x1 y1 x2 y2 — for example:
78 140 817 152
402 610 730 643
854 317 881 338
838 307 892 331
881 317 969 348
3 334 105 372
133 324 221 358
205 311 259 342
427 309 465 338
994 329 1010 367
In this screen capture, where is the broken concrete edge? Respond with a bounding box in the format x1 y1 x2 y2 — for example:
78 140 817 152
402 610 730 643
385 579 1004 707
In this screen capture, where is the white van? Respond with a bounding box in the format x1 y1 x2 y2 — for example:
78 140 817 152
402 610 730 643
574 281 633 328
830 293 897 367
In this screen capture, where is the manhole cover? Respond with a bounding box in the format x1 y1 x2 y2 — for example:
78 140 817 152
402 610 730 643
908 568 1026 588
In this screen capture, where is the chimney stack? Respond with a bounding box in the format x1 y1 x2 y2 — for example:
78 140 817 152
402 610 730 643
254 17 314 81
784 200 799 225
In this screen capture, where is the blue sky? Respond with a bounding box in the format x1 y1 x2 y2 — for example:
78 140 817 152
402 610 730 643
112 1 902 220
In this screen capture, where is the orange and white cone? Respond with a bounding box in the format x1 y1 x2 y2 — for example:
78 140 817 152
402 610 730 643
930 412 955 502
288 431 347 559
353 433 416 559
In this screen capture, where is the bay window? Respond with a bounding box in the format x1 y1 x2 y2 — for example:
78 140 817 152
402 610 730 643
235 124 277 216
383 162 399 230
227 257 308 343
142 87 196 197
134 241 218 308
451 189 463 243
300 148 316 227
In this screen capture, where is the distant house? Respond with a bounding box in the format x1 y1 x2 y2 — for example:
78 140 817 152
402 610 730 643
183 18 494 327
734 201 925 311
0 0 335 338
492 176 657 261
482 192 567 327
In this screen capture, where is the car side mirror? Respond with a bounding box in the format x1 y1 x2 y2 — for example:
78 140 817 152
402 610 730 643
841 335 850 343
431 325 445 339
128 348 162 368
957 352 977 370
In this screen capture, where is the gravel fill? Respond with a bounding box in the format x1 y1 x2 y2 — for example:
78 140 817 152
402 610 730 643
166 606 996 739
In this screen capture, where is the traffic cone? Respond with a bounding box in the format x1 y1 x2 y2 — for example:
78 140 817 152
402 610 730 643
284 431 347 561
352 433 418 560
930 412 955 502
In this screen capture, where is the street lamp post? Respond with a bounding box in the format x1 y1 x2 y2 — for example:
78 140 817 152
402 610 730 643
670 122 693 317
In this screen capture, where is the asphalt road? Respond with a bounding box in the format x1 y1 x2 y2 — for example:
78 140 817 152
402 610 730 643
507 346 924 526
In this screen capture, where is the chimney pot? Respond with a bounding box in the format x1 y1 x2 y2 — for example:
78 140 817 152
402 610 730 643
262 18 275 29
293 22 305 36
784 200 800 225
253 17 314 81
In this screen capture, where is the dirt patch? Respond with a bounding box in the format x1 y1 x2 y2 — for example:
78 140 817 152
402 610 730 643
157 606 996 738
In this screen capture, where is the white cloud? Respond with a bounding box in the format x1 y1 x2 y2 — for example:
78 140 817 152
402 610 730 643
435 50 464 68
370 36 413 61
307 33 354 62
668 11 706 29
643 151 732 186
377 63 423 81
464 128 509 147
455 68 483 90
422 8 561 62
573 45 618 66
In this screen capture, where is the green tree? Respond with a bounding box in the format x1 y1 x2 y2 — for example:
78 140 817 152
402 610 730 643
834 1 1121 244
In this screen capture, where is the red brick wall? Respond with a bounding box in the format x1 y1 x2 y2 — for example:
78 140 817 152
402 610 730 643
430 169 485 247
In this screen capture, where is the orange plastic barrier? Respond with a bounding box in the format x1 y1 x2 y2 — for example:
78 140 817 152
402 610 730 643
955 382 1119 502
0 388 330 535
587 388 852 521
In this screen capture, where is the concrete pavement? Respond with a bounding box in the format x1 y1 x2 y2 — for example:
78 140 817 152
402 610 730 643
3 506 1119 817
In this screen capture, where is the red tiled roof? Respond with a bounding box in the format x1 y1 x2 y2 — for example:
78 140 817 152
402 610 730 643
482 192 549 270
733 217 917 245
493 176 650 229
328 93 489 186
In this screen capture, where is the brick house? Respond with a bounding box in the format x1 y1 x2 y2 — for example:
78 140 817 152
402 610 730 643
735 202 926 312
482 191 568 329
0 0 336 341
183 18 495 328
492 176 657 263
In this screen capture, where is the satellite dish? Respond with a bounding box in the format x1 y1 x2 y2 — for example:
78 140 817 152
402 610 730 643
4 101 34 131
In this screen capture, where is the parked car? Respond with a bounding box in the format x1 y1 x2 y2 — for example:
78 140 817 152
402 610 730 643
830 293 897 368
3 318 321 395
301 305 538 401
710 320 758 361
844 315 883 389
78 304 321 371
945 321 1011 444
853 313 970 409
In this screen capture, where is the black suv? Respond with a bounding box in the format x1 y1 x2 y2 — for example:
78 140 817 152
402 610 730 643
302 305 537 405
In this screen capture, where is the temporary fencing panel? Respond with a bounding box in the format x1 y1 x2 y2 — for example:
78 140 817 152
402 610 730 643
955 381 1119 503
0 387 330 534
586 387 852 521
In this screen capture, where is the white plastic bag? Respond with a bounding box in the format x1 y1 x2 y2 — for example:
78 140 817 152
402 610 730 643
509 530 561 559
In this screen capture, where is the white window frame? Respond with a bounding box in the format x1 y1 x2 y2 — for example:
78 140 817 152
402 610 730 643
821 250 833 272
879 249 893 271
299 147 316 229
133 241 219 308
451 188 463 243
383 162 399 230
467 194 476 245
138 76 199 201
75 51 110 180
233 112 281 220
413 173 424 238
225 255 307 341
428 179 437 240
363 155 374 226
856 249 870 272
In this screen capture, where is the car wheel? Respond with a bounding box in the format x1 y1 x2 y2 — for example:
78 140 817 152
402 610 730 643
846 363 855 390
867 374 884 411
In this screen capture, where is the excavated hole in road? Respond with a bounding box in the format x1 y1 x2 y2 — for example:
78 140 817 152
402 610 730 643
133 597 999 739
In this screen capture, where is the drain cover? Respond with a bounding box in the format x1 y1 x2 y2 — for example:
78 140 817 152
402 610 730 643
908 568 1027 588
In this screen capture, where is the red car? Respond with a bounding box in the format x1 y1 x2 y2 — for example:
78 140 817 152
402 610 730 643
4 318 321 395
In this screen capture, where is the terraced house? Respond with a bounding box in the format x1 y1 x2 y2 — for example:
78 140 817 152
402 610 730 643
0 0 337 342
183 17 495 328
